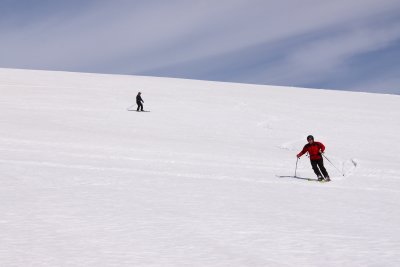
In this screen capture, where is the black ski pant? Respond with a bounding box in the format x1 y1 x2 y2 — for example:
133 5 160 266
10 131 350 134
310 158 329 178
137 101 143 111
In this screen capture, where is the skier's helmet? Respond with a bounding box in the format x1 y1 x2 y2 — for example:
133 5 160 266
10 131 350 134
307 135 314 141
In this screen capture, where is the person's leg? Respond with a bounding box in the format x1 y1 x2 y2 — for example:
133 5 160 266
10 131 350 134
310 160 323 178
317 158 330 179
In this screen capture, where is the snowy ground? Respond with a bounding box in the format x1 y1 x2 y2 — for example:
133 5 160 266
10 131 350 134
0 68 399 266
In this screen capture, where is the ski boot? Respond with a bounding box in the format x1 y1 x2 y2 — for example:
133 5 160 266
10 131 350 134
317 176 324 182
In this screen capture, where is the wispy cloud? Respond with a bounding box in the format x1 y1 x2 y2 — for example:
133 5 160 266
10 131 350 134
1 0 400 94
258 19 400 86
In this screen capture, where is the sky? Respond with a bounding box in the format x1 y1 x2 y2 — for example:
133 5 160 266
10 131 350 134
1 0 400 94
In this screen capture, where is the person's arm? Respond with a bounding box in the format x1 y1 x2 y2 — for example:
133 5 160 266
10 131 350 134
297 145 307 158
317 142 325 153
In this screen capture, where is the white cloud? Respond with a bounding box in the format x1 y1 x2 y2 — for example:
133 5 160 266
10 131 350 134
258 21 400 85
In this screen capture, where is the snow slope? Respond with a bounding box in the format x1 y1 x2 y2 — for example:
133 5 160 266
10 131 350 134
0 68 399 266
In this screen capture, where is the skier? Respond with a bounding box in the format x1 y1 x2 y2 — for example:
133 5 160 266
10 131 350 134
297 135 330 181
136 92 144 111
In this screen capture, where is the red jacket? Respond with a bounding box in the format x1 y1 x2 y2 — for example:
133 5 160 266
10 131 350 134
297 141 325 160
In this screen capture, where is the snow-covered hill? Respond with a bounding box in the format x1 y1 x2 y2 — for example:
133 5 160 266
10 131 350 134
1 68 399 266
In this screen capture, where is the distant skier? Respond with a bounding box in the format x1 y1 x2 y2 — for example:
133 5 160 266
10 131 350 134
136 92 144 111
297 135 330 181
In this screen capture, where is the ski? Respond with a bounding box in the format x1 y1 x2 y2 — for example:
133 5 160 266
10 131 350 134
276 175 330 182
127 109 150 112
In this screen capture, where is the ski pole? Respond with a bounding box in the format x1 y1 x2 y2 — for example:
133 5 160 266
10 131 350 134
294 157 299 177
322 154 344 176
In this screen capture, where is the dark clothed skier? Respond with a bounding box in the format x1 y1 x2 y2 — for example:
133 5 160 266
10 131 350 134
136 92 144 111
297 135 330 181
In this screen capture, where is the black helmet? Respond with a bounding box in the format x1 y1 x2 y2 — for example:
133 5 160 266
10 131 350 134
307 135 314 141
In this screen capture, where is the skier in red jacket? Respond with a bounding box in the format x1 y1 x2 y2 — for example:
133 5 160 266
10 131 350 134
297 135 330 181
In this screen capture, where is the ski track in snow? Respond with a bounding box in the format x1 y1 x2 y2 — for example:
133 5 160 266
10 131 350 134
1 136 360 178
2 145 397 193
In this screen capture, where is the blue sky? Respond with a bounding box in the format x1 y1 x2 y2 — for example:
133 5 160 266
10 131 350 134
1 0 400 94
